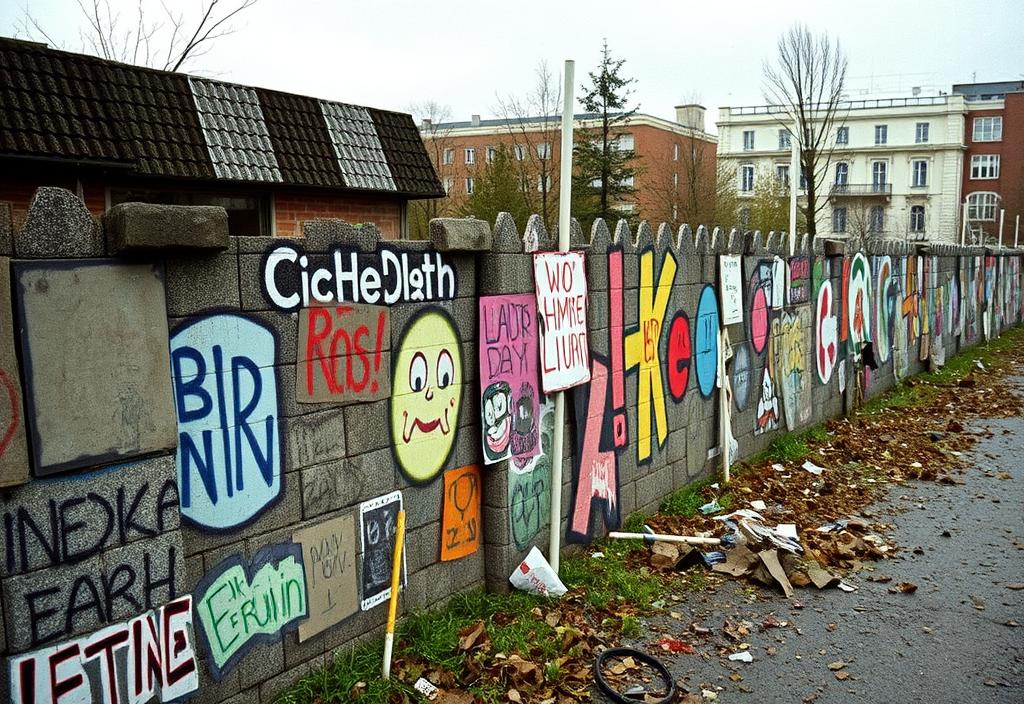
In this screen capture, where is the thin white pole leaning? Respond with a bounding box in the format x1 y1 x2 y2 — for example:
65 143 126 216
960 199 968 246
789 117 799 257
1015 214 1019 248
548 58 575 575
998 208 1005 249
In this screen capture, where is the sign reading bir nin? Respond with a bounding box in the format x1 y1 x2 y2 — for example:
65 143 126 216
533 251 590 393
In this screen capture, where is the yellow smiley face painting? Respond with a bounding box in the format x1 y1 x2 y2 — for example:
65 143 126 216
390 308 462 483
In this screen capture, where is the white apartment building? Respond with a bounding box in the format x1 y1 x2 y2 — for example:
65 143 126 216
717 96 968 242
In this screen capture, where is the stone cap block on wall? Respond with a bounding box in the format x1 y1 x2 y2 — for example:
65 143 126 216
15 187 103 258
429 217 493 252
105 202 229 254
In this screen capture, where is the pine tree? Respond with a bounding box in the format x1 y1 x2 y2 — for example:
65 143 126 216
573 40 640 231
459 146 531 229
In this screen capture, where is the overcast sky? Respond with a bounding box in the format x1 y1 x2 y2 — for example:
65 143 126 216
4 0 1023 134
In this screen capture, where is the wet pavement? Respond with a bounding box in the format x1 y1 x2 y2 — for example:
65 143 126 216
619 377 1024 703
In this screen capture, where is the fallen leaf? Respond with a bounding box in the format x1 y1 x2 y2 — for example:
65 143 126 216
508 688 522 703
827 661 846 671
458 621 488 651
888 582 918 594
657 637 695 654
834 671 850 681
1005 583 1024 591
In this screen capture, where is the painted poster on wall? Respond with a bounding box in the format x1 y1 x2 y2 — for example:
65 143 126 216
296 303 390 404
479 294 540 464
441 464 482 561
508 397 553 550
360 490 406 611
533 251 591 393
719 255 744 325
293 513 359 641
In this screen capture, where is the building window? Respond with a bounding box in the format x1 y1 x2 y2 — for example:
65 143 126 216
973 116 1003 142
738 207 750 227
799 170 807 190
672 172 679 188
869 206 885 233
442 148 454 165
740 164 755 192
776 164 790 187
514 144 526 161
910 205 925 232
465 177 474 194
970 154 1000 179
836 126 849 145
834 162 848 186
486 146 496 163
110 188 270 235
778 129 791 150
537 142 551 160
912 159 928 187
872 161 888 189
967 192 998 220
833 207 848 233
464 147 475 165
620 175 635 188
619 203 635 214
537 174 550 192
443 177 453 194
874 125 888 145
673 143 680 161
915 122 930 143
743 130 755 150
615 133 635 152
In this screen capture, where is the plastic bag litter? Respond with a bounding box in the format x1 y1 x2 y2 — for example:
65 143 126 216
714 510 803 554
509 546 567 597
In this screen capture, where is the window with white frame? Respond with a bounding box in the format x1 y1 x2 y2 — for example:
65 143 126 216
465 177 474 194
915 122 930 143
614 133 635 152
912 159 928 187
869 206 885 233
672 172 679 188
836 126 849 145
537 142 551 159
778 129 791 150
973 116 1003 142
619 203 635 214
872 161 888 189
537 174 550 192
673 143 680 161
833 207 848 233
967 192 998 220
442 148 454 165
443 177 453 194
486 146 496 163
776 164 790 187
740 164 755 192
514 144 526 161
620 175 635 188
834 162 848 186
743 130 755 150
970 154 1000 179
464 147 475 165
910 205 925 232
874 125 888 145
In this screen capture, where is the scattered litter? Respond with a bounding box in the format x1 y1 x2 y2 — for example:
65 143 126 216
749 500 767 511
1007 583 1024 591
711 483 720 490
816 519 848 533
591 551 605 559
702 551 727 566
827 661 846 671
657 637 695 654
702 690 717 701
714 510 803 554
775 523 798 540
699 500 723 515
414 678 440 700
728 651 753 663
834 671 850 681
888 581 918 594
801 460 825 476
771 463 785 472
509 547 567 597
837 581 857 592
975 360 986 371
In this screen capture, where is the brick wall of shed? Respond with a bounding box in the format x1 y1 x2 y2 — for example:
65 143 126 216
273 191 403 238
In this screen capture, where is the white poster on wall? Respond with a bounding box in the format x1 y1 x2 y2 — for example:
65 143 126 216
533 251 591 393
719 255 743 325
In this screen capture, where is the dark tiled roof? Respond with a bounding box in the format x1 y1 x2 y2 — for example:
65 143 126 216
0 37 443 197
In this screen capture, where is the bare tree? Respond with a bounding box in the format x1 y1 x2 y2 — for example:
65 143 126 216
493 61 563 230
16 0 260 72
763 23 848 237
407 101 457 239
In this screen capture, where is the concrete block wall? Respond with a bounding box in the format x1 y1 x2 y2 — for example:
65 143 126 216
0 186 1021 704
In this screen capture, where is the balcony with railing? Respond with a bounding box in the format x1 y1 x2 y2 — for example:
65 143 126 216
830 183 892 197
727 96 950 116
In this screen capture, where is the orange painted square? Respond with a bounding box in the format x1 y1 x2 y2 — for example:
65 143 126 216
441 465 482 561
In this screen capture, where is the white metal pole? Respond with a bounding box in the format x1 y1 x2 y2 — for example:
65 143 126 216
1015 214 1019 248
789 118 799 256
998 208 1005 249
960 199 968 247
548 59 574 574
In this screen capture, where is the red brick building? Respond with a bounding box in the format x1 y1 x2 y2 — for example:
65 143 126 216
0 37 443 239
421 106 717 229
954 81 1024 244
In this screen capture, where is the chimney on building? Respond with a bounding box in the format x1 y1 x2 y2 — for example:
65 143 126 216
674 104 706 132
471 114 481 127
422 118 432 129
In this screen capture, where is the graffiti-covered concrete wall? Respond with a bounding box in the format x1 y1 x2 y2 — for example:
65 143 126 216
0 187 1021 703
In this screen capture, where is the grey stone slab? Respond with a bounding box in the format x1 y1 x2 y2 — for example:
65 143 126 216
0 257 29 488
165 250 241 317
405 521 442 573
477 253 534 295
342 399 391 456
430 217 492 252
105 203 229 253
13 260 177 476
0 201 12 255
14 187 103 258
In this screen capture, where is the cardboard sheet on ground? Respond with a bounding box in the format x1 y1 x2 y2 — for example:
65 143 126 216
293 513 358 641
758 549 794 598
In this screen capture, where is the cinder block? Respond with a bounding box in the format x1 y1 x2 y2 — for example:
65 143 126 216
343 399 390 455
165 250 241 316
284 407 347 471
14 187 103 258
430 217 493 252
300 448 395 520
105 203 229 253
0 201 12 255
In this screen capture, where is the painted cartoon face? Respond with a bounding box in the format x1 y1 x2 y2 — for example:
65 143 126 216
482 381 512 461
514 383 536 435
390 310 462 483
